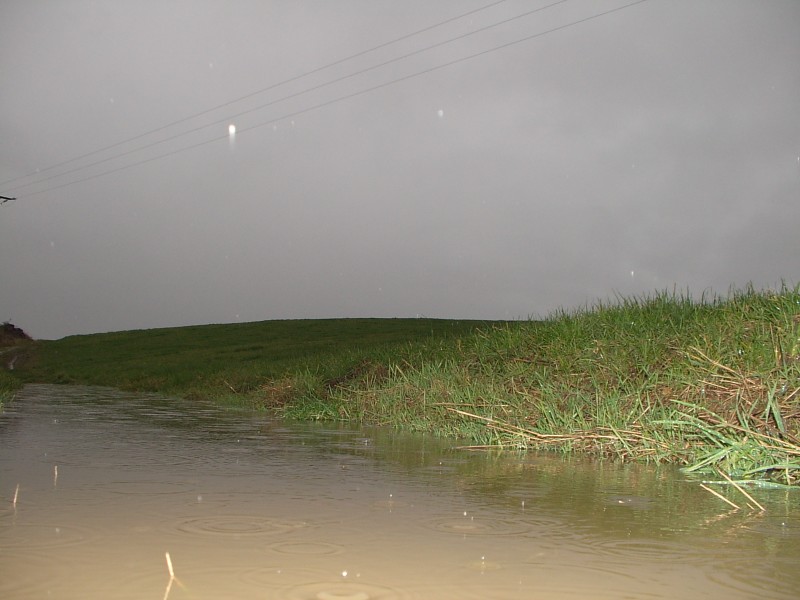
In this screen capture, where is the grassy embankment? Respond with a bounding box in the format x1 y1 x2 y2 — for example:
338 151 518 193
8 285 800 486
0 323 34 409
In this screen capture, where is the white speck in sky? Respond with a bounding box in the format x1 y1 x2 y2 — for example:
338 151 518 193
228 124 236 137
437 109 444 118
209 61 214 69
630 270 635 278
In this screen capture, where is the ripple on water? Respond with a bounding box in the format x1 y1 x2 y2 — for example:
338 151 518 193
418 458 469 476
268 540 345 556
742 514 800 538
107 565 277 599
0 522 96 549
173 514 309 537
239 566 328 588
586 537 713 566
603 494 655 510
422 513 532 536
370 496 410 511
278 580 410 600
103 480 196 496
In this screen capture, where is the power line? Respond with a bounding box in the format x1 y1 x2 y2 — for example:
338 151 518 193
0 0 513 189
8 0 571 196
16 0 650 199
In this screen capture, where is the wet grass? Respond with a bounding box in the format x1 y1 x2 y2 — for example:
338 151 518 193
0 370 21 410
14 318 492 402
0 337 31 409
278 284 800 486
9 284 800 486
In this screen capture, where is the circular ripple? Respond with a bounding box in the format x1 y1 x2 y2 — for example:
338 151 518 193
240 567 326 588
268 541 344 556
279 581 408 600
423 515 531 536
0 522 95 549
588 538 710 565
174 515 309 536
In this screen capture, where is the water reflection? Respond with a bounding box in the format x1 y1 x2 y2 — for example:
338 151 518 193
1 384 798 599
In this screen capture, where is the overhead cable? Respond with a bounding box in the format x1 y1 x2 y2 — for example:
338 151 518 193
9 0 572 196
0 0 514 189
15 0 650 199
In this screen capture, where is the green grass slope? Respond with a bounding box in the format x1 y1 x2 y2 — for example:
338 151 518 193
17 318 493 399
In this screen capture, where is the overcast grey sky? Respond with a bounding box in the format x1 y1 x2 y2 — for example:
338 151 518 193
1 0 798 340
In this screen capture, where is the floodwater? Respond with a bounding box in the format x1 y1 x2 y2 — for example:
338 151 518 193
1 385 798 599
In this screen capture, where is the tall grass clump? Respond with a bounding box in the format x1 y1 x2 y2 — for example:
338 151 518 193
0 369 23 410
282 284 799 486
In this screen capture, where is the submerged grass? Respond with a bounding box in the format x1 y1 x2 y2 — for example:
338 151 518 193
9 284 800 485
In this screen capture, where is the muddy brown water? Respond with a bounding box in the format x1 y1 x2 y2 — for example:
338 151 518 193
1 384 799 599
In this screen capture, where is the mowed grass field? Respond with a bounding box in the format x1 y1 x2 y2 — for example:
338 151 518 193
5 284 800 486
13 318 493 399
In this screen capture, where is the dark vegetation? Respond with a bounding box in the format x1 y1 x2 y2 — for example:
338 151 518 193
0 321 31 345
0 322 32 407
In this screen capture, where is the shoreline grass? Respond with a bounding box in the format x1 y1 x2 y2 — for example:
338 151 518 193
7 284 800 486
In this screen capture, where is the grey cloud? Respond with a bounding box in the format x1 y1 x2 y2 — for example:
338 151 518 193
1 0 798 339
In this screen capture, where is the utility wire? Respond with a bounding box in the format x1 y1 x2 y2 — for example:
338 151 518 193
0 0 513 189
16 0 650 199
8 0 571 196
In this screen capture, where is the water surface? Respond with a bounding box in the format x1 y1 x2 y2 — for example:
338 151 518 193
1 384 798 599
